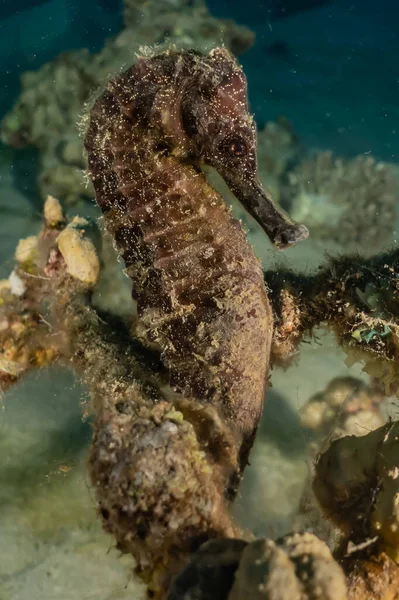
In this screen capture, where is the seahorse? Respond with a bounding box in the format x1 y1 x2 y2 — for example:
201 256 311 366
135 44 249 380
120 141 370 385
84 47 307 481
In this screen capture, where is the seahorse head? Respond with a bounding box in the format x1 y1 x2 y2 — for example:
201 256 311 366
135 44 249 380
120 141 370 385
182 49 258 180
121 48 308 248
180 48 308 249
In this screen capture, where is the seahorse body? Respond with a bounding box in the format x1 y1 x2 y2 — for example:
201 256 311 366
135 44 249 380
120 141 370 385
85 48 305 471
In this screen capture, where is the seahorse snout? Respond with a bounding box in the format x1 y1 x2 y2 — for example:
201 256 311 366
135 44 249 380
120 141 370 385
221 173 309 248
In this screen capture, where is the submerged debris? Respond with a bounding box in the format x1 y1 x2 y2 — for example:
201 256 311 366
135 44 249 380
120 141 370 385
257 117 302 202
267 249 399 395
314 420 399 562
284 152 398 251
295 377 386 543
230 533 348 600
57 217 100 284
299 376 386 443
167 533 348 600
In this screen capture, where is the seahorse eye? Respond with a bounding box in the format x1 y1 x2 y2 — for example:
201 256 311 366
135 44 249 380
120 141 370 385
229 138 247 156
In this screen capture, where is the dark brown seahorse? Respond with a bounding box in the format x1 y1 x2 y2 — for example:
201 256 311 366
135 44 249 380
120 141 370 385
84 47 307 477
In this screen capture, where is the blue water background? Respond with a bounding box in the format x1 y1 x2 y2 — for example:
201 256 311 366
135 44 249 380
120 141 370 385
1 0 398 160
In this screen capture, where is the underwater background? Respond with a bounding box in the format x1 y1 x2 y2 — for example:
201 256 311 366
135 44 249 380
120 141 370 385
0 1 398 598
